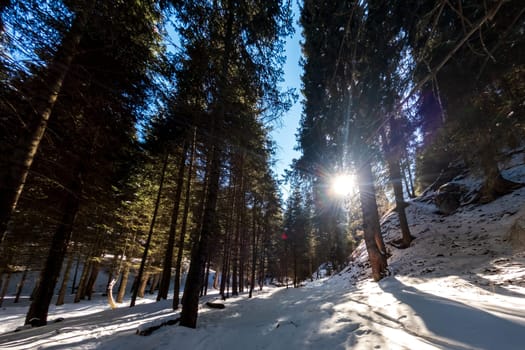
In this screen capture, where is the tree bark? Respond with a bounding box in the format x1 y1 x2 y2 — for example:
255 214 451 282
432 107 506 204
130 152 169 307
0 270 11 307
401 157 416 198
173 131 196 309
357 160 388 282
158 143 188 301
25 168 82 325
387 157 413 248
180 141 222 328
149 273 160 294
0 9 87 242
249 204 258 298
56 249 75 306
14 268 28 303
116 263 130 303
138 273 150 298
180 0 233 328
84 260 100 300
74 257 91 303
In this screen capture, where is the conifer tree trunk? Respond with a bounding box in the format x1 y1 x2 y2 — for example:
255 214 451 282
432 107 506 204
212 267 219 289
0 270 11 307
232 159 245 296
401 157 416 198
249 205 258 298
180 0 236 326
14 268 28 303
231 223 240 296
381 125 413 248
131 152 169 307
25 168 82 325
387 156 413 248
180 142 222 327
71 254 81 295
74 257 91 303
85 260 100 300
220 177 236 299
357 160 388 281
203 258 211 296
158 143 188 301
149 273 159 294
137 273 150 298
173 132 196 309
116 263 130 303
56 249 75 306
0 10 87 241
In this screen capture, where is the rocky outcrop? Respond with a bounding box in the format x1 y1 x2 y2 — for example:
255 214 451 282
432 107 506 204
434 182 465 215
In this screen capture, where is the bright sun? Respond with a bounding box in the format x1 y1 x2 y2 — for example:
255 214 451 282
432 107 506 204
331 174 356 196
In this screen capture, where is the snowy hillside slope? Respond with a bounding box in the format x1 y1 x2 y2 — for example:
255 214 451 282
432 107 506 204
1 160 525 349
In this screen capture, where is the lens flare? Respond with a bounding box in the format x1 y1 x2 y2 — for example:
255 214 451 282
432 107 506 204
331 174 356 196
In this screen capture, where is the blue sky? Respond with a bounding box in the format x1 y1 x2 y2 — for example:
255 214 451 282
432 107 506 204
271 2 303 198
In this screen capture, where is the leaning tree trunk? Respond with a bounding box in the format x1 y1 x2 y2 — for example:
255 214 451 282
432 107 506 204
357 160 388 282
173 132 196 309
130 152 169 307
25 169 82 326
158 143 188 301
0 9 87 242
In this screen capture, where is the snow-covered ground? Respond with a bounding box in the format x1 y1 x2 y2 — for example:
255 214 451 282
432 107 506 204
1 163 525 349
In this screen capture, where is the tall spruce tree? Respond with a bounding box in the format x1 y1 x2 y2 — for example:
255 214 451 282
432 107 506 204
172 0 292 328
18 0 163 325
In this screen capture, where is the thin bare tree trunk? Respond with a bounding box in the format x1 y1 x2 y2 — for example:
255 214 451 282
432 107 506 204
14 268 28 303
173 131 196 309
158 143 188 301
249 204 258 298
131 152 169 307
387 156 413 248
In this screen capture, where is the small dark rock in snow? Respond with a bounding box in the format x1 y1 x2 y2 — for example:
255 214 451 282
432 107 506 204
206 302 226 309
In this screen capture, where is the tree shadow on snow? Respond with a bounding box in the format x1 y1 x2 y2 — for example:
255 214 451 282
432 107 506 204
379 277 525 350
